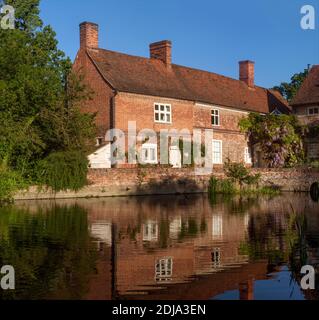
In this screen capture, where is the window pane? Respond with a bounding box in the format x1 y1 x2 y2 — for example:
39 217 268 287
309 109 314 115
160 114 165 121
155 104 159 111
166 114 171 122
212 141 222 163
151 148 156 161
315 108 319 114
160 105 165 111
213 141 221 152
212 110 219 125
166 105 170 112
155 113 159 121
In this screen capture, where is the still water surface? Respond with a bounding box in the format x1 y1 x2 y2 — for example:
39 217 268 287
0 193 319 300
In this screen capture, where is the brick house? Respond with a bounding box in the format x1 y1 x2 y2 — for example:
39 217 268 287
291 65 319 161
73 22 289 168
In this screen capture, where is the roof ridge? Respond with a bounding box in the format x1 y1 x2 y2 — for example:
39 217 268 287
88 47 152 61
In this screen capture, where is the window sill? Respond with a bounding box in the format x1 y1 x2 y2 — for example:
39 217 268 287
154 121 172 125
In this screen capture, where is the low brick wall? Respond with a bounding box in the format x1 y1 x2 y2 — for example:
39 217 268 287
251 168 319 192
14 167 319 200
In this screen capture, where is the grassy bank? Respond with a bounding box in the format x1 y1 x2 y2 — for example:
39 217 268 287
208 176 280 196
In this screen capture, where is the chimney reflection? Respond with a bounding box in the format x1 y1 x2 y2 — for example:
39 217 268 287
239 279 254 300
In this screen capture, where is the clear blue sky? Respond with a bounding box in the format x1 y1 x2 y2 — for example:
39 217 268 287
40 0 318 88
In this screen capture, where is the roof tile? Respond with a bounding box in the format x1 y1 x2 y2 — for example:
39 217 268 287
86 48 289 113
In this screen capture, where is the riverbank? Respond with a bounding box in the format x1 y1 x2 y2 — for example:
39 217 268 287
13 167 319 200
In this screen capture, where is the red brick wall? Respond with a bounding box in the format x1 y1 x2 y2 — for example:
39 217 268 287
113 92 249 162
73 49 115 137
294 104 319 125
87 167 319 192
114 92 194 133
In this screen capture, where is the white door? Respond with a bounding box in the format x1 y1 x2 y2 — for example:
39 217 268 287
169 146 182 168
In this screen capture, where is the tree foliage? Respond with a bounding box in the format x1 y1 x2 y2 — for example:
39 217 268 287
273 68 309 102
239 113 305 168
37 151 89 192
0 0 96 198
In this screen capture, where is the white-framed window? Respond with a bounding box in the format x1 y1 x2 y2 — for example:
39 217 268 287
155 258 173 282
212 214 223 240
154 103 172 124
212 248 221 269
143 221 158 242
244 147 252 164
211 109 220 126
308 107 319 116
212 140 223 164
141 143 158 164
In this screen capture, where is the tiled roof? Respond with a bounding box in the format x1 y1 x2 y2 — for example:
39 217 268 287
291 65 319 106
86 48 290 114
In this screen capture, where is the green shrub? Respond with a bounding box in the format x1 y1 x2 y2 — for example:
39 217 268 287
224 160 261 189
209 176 236 194
0 168 26 204
37 151 88 192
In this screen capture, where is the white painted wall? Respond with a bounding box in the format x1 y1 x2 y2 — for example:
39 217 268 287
88 144 111 169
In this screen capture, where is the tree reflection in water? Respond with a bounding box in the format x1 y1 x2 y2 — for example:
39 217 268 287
0 205 98 300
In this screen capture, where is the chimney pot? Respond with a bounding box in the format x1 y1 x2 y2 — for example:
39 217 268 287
239 60 255 87
80 22 99 49
150 40 172 67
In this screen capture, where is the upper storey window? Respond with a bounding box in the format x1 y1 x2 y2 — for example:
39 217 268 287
154 103 172 124
308 107 319 115
211 109 220 126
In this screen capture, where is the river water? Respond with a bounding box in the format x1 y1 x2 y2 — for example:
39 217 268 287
0 193 318 300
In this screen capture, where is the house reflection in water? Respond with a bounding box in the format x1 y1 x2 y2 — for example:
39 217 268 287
80 194 260 299
14 193 319 300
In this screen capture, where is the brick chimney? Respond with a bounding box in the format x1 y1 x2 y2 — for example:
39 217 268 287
150 40 172 68
80 22 99 49
239 60 255 87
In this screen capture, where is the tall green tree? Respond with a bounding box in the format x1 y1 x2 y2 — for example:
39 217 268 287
0 0 96 199
273 67 310 102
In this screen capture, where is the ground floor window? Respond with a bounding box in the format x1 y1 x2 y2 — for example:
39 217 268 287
141 143 158 164
244 147 252 164
212 140 223 164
